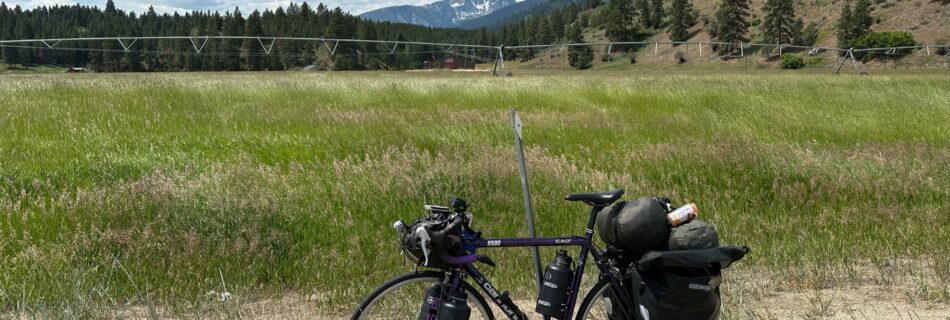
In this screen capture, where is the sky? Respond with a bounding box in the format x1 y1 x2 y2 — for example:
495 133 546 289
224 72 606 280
4 0 433 15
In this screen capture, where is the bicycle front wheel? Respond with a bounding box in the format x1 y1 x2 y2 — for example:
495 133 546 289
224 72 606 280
352 271 495 320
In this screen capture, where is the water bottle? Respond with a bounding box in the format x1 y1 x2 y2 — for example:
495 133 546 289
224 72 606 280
535 250 574 318
437 287 471 320
418 283 445 320
667 203 699 227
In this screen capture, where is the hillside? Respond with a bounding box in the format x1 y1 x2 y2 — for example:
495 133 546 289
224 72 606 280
681 0 950 46
508 0 949 70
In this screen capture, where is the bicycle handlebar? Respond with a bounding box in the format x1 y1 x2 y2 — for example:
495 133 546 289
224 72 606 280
443 253 478 265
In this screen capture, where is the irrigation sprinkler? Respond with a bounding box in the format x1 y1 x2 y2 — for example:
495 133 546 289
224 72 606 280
1 36 944 75
511 109 542 292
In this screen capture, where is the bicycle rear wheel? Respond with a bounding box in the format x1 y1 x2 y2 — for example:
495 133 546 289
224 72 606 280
352 271 494 320
576 277 644 320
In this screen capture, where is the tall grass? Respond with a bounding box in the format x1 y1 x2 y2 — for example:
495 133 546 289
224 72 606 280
0 71 947 316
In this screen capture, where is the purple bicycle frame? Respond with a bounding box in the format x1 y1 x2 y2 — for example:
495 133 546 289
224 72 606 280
441 206 638 320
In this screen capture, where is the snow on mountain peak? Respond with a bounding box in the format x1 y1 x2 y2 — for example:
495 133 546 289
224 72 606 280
360 0 520 27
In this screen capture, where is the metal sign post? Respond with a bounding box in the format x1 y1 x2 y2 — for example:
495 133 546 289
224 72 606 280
511 109 542 291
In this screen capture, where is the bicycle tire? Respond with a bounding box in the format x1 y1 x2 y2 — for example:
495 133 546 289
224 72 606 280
351 270 495 320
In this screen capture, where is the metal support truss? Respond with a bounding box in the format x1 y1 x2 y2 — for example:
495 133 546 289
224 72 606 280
117 37 137 51
40 39 62 48
767 45 783 57
189 37 209 53
384 42 399 54
835 48 863 75
257 37 276 54
493 45 508 76
321 40 339 56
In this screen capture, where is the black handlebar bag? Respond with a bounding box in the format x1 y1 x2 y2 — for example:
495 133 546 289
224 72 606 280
631 246 749 320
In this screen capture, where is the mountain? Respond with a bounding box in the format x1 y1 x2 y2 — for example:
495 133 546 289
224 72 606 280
359 0 522 28
456 0 584 29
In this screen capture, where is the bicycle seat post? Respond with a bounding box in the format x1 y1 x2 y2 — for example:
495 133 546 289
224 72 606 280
584 205 603 240
564 188 624 240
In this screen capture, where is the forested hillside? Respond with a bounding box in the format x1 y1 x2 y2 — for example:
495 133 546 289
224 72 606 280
0 0 494 71
1 0 946 72
490 0 948 68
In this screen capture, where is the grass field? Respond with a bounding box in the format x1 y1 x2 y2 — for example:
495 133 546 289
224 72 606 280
0 70 948 318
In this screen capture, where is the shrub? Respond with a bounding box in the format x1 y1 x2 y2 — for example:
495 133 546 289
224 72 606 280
674 51 688 64
933 38 950 56
569 46 594 70
850 31 918 61
780 53 805 69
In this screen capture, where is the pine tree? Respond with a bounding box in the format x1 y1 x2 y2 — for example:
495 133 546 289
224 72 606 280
837 0 873 49
105 0 116 16
605 0 636 44
851 0 872 37
549 9 565 41
223 7 244 71
836 2 853 48
566 24 593 69
796 21 819 46
356 21 379 69
649 0 665 28
761 0 799 45
713 0 751 54
241 10 263 71
535 16 553 44
0 1 15 68
668 0 696 42
326 7 356 70
636 0 651 28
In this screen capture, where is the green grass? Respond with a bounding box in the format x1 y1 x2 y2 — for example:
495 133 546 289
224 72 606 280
0 71 948 317
1 64 69 74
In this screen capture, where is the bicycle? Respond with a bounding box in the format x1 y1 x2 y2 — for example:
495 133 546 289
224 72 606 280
352 188 651 320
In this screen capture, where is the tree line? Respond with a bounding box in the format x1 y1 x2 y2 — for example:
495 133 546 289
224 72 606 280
0 1 496 71
710 0 918 57
0 0 924 72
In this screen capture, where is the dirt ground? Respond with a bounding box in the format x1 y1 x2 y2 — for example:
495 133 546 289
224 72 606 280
91 281 948 320
8 263 948 319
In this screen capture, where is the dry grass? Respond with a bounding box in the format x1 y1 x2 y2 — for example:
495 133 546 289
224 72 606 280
0 71 947 318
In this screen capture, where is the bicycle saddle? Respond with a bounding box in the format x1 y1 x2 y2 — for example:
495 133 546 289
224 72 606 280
565 188 625 206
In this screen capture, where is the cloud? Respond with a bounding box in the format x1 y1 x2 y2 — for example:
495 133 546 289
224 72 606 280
8 0 434 15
